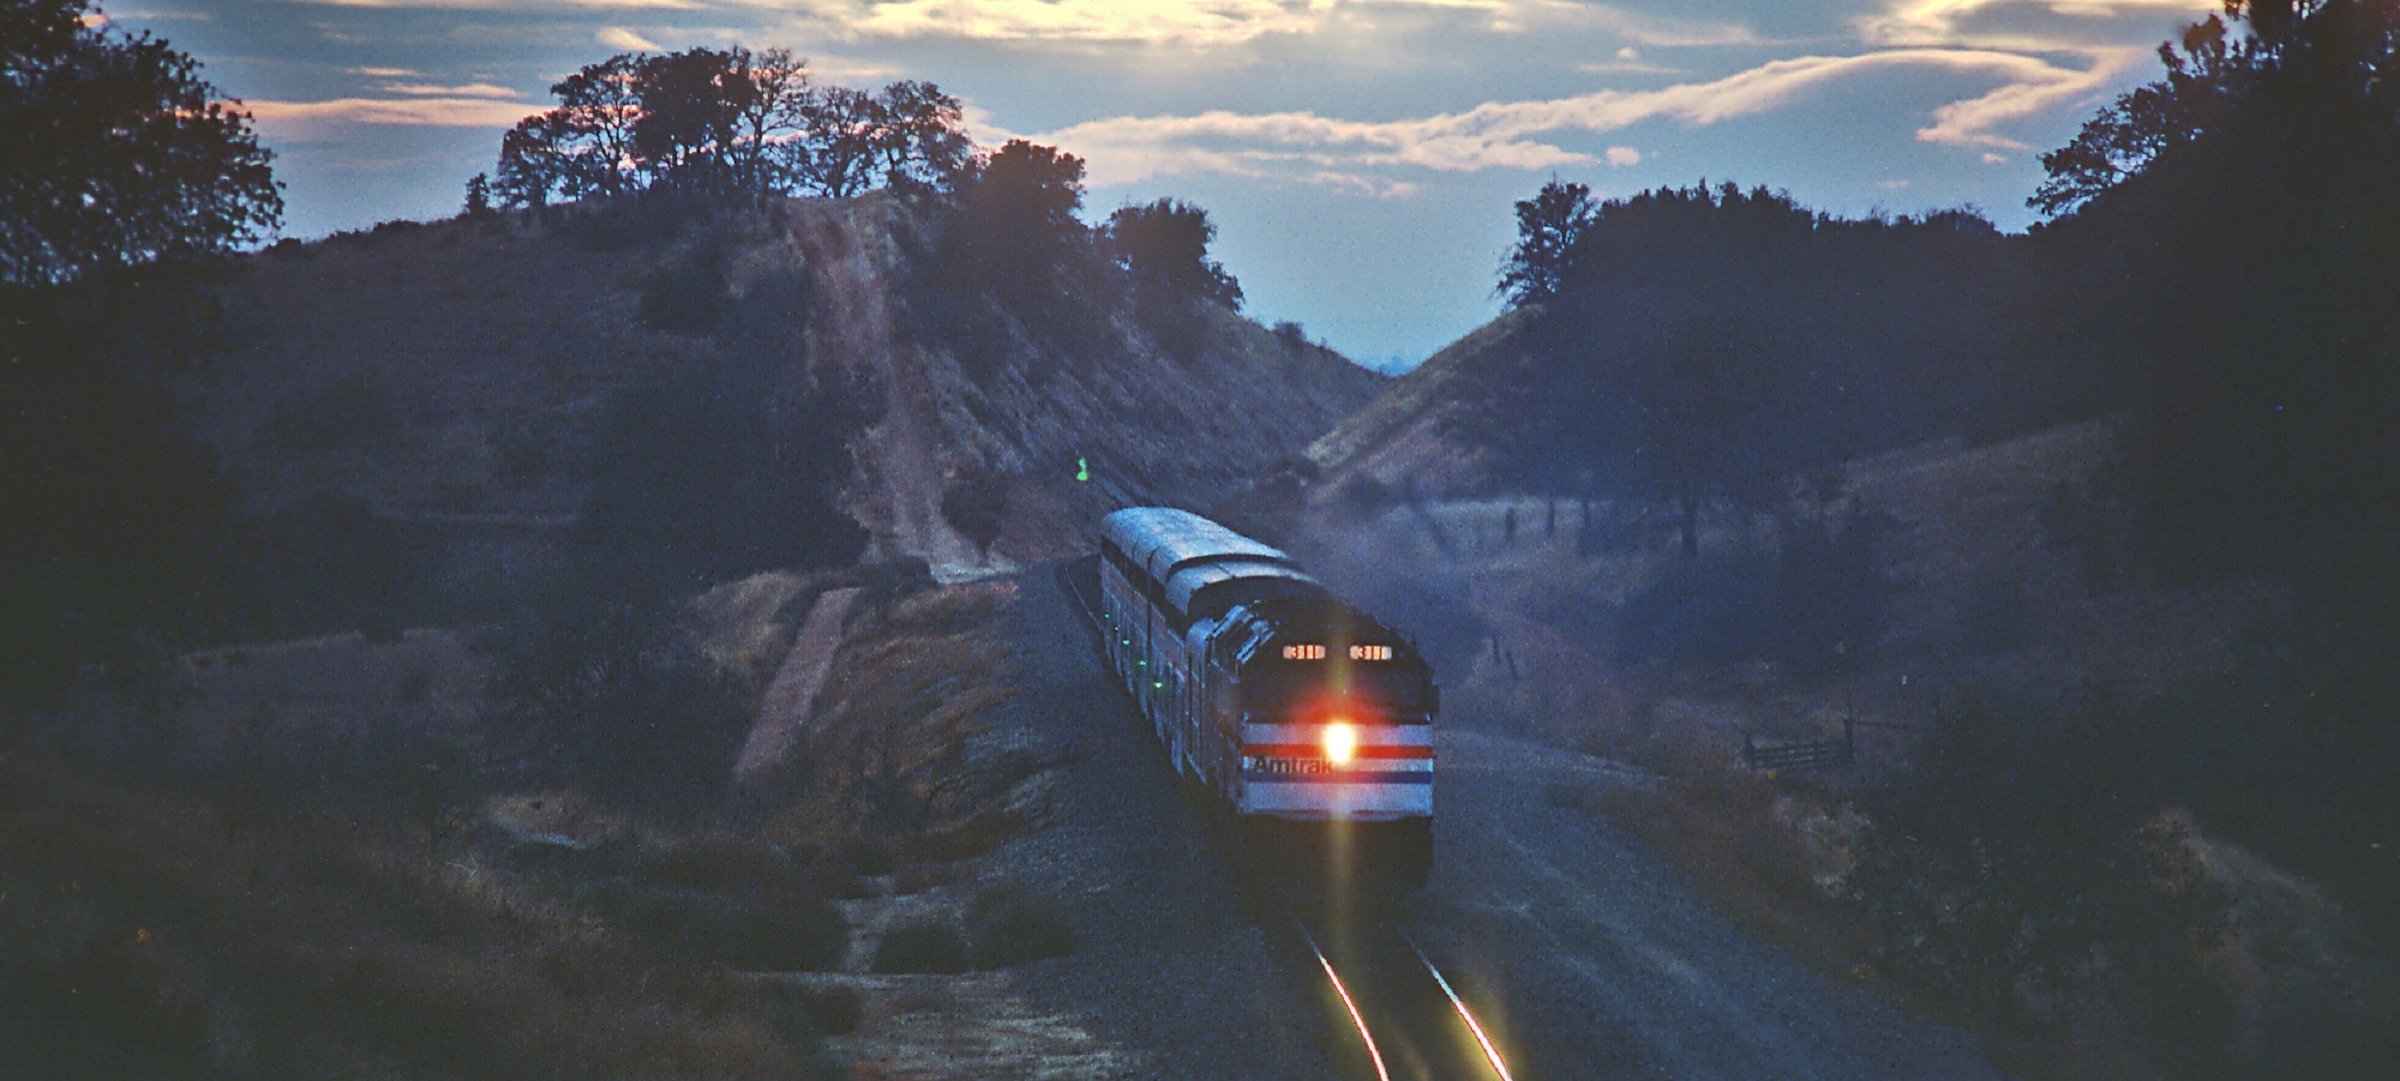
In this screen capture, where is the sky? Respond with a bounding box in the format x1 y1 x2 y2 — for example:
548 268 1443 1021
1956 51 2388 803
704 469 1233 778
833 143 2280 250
115 0 2219 370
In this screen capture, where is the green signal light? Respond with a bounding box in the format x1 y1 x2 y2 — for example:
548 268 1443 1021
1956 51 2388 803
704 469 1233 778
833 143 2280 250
1154 681 1165 690
1075 455 1090 483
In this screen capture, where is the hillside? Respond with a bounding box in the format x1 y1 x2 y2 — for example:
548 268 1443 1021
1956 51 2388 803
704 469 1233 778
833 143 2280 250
1296 305 1534 495
185 193 1383 593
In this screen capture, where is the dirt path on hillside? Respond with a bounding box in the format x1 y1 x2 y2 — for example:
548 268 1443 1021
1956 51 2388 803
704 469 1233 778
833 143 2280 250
732 587 861 787
792 204 992 581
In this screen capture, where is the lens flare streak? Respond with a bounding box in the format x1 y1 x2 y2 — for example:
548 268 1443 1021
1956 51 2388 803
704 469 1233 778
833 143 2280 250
1296 921 1391 1081
1401 929 1515 1081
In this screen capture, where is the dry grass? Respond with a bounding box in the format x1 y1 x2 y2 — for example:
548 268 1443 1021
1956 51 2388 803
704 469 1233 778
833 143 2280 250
0 747 843 1080
762 580 1047 864
689 570 820 688
1282 416 2399 1079
1591 765 1886 984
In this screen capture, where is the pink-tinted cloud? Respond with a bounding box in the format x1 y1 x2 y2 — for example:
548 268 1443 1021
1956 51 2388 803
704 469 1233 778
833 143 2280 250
1043 45 2138 187
378 81 521 98
245 95 543 135
596 25 663 50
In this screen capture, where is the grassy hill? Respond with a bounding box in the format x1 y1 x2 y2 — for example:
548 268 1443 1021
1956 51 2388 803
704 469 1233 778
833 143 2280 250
184 192 1383 615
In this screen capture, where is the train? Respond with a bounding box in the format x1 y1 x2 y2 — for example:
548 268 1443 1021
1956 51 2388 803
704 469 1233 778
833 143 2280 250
1095 507 1436 885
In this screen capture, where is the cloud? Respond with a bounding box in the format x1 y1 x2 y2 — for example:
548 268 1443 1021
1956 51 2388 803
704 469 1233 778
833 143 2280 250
379 82 521 98
755 0 1765 49
1913 46 2146 148
346 66 423 78
302 0 698 9
1043 46 2139 187
596 25 662 50
1605 145 1641 166
1860 0 2216 49
1982 151 2009 163
245 96 543 134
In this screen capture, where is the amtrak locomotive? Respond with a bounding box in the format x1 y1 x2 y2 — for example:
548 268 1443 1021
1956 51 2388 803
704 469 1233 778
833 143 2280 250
1097 508 1436 883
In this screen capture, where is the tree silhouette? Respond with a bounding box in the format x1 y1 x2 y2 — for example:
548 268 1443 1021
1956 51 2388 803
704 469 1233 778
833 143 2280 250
871 80 972 195
630 47 746 191
2032 0 2400 563
1 0 270 707
1104 198 1243 309
1496 178 1595 307
940 468 1010 561
726 47 808 194
1 0 281 286
948 139 1088 308
461 172 493 218
490 50 971 206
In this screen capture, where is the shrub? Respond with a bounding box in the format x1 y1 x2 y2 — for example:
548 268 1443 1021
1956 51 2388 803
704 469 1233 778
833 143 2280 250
940 467 1011 558
868 918 967 974
576 354 868 598
479 597 752 815
965 881 1075 968
1851 694 2232 1061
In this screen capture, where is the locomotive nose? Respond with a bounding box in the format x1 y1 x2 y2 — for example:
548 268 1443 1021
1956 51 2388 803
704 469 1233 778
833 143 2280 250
1323 721 1359 766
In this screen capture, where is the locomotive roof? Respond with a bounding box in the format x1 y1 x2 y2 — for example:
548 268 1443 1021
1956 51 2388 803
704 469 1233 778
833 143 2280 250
1220 595 1421 667
1101 507 1290 576
1165 558 1323 621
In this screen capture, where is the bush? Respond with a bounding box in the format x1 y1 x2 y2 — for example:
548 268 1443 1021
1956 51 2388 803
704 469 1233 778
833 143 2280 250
1852 694 2232 1064
868 918 968 974
940 467 1011 558
577 354 868 598
480 597 752 815
965 881 1075 968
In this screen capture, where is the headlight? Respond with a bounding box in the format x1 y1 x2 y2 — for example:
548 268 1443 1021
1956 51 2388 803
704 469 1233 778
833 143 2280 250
1323 721 1358 766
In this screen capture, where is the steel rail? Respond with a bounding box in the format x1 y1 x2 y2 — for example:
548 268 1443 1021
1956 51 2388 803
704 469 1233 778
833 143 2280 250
1294 917 1394 1081
1397 926 1516 1081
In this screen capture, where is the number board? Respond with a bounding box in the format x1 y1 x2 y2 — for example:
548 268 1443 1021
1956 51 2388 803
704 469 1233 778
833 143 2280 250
1281 644 1327 660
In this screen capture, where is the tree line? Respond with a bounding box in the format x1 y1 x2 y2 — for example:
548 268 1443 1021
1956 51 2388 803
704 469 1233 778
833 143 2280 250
1485 4 2400 1066
1492 0 2398 583
488 47 970 206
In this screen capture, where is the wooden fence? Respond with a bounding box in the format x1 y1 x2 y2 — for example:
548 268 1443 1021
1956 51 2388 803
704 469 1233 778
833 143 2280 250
1739 718 1925 773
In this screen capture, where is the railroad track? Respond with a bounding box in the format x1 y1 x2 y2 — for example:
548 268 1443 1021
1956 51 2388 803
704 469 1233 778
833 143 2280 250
1057 556 1517 1079
1291 911 1516 1081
